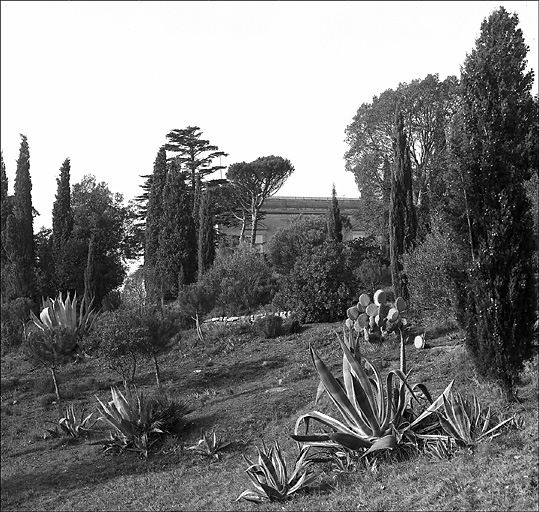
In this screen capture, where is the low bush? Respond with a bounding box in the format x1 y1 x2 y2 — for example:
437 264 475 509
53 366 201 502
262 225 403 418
253 315 284 338
0 297 34 354
275 242 357 323
176 243 278 319
402 219 468 324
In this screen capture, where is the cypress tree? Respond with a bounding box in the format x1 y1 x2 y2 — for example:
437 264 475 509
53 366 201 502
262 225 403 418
157 165 196 300
11 134 35 298
198 187 215 279
0 151 11 265
326 184 343 243
453 7 536 398
144 147 168 301
389 109 417 299
51 158 73 290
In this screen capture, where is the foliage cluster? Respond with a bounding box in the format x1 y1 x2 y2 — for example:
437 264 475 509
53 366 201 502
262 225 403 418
402 218 468 324
0 297 34 354
88 305 180 390
176 243 277 320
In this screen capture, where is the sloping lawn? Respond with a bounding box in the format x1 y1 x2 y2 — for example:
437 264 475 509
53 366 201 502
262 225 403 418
1 320 537 511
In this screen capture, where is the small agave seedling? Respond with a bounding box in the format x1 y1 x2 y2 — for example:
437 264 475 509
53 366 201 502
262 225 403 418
236 441 319 503
186 430 230 460
44 403 97 440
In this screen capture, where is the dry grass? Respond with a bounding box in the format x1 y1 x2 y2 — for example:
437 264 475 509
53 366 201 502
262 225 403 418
1 320 537 511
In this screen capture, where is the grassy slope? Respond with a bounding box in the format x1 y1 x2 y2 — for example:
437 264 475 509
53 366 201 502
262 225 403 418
1 321 537 511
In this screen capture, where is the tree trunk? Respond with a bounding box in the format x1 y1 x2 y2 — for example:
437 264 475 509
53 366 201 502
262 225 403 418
152 352 161 389
50 366 62 401
250 206 259 247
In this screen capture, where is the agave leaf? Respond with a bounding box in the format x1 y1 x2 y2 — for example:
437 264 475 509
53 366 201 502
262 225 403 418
451 394 472 442
294 411 369 440
409 380 454 428
40 307 55 329
481 406 492 435
363 433 397 456
338 338 380 435
288 470 318 495
329 432 372 450
437 410 462 441
411 383 435 405
310 345 374 437
442 394 472 444
476 416 514 443
236 490 266 503
257 447 282 491
272 442 288 487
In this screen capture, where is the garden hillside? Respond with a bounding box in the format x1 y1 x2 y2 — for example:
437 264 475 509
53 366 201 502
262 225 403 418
1 319 538 511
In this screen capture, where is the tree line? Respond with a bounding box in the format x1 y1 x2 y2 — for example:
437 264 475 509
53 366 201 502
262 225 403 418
1 6 536 398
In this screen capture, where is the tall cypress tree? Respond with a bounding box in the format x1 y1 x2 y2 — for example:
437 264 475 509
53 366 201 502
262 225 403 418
389 109 417 299
156 165 196 300
198 187 215 279
453 7 536 397
144 147 168 301
51 158 73 290
0 151 11 266
326 184 343 243
11 134 35 298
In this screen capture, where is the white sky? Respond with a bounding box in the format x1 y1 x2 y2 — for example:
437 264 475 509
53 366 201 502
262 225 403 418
1 1 538 231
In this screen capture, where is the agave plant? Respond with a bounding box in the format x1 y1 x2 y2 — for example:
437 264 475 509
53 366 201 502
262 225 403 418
30 291 98 342
236 441 319 503
44 403 97 440
291 333 453 456
437 391 514 446
186 430 230 460
93 387 165 457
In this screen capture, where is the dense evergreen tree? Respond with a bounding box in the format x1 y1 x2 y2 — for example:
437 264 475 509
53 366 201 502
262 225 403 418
389 109 417 299
164 126 228 197
326 184 343 243
0 152 11 266
144 147 168 301
156 165 197 300
34 227 55 298
197 187 215 279
51 158 73 290
10 134 35 298
452 7 536 397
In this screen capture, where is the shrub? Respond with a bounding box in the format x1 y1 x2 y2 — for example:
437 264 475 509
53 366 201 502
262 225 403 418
89 308 147 392
136 306 180 388
177 243 277 318
93 386 193 457
254 315 284 339
402 220 468 324
0 297 34 354
353 257 391 296
282 314 302 334
267 216 327 275
275 242 357 323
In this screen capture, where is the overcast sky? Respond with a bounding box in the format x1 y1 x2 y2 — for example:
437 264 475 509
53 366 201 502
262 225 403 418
1 1 538 231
